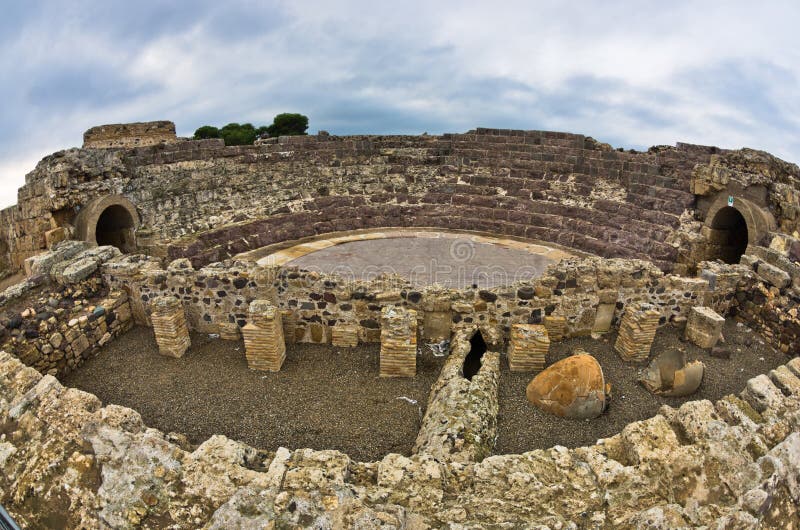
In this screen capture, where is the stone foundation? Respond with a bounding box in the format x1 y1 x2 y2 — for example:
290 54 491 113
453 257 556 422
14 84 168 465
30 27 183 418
241 300 286 371
379 306 417 377
614 302 660 362
150 296 190 358
507 324 549 372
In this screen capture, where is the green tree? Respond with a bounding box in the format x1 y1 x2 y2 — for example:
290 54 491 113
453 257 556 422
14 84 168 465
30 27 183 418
193 125 220 139
266 113 309 137
219 122 257 146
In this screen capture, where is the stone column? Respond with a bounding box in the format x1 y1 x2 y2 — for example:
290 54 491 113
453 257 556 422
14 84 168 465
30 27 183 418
331 324 359 348
614 302 660 362
380 306 417 377
685 306 725 349
241 300 286 372
150 296 191 358
508 324 550 372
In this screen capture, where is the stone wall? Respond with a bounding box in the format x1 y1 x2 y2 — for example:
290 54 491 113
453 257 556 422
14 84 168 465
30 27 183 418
83 120 178 148
98 253 744 352
0 278 132 377
4 127 730 274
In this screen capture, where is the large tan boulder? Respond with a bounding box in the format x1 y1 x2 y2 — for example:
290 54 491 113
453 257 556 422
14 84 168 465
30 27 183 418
526 353 608 419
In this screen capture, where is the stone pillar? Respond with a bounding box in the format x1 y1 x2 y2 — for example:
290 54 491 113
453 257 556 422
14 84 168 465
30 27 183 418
150 296 191 358
380 306 417 377
685 306 725 349
543 315 567 341
241 300 286 372
508 324 549 372
331 324 359 348
614 302 660 362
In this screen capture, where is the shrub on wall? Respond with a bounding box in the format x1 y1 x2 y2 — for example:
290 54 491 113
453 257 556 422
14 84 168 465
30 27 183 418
193 113 309 145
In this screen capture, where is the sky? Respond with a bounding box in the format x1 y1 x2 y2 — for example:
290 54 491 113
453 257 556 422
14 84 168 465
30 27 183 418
1 0 798 208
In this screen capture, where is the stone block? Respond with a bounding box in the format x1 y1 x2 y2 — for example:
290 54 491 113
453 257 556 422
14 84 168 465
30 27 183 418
44 227 67 249
331 325 359 348
241 300 285 371
508 324 549 372
593 303 615 333
756 262 790 289
380 306 417 377
614 302 660 362
685 306 725 350
150 296 191 358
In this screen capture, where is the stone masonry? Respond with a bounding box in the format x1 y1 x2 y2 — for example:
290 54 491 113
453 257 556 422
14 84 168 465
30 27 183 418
685 306 726 349
614 302 661 362
379 306 417 377
507 323 549 372
150 296 191 358
331 324 359 348
241 300 286 371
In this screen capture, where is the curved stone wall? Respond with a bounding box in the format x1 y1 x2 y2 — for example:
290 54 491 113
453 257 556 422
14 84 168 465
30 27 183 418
3 128 738 273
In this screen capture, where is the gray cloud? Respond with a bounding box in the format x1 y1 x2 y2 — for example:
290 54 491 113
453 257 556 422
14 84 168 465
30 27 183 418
0 0 798 209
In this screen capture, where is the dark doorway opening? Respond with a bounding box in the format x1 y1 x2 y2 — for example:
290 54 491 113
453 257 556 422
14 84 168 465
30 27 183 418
95 205 136 253
709 207 748 264
463 331 487 380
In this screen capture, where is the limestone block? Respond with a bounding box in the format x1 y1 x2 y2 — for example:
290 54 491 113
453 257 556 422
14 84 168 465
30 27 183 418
508 324 549 372
543 315 567 341
44 227 67 249
241 300 285 372
756 262 790 289
526 353 607 419
593 303 616 333
615 302 660 362
150 296 191 358
380 306 417 378
685 306 725 349
331 325 359 348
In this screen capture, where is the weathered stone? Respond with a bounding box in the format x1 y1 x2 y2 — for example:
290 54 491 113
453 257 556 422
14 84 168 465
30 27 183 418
379 306 417 378
241 300 285 371
757 261 790 288
150 295 191 358
685 306 725 349
526 352 607 419
638 350 704 397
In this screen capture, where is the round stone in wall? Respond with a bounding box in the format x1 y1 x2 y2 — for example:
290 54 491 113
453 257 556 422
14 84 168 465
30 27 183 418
525 352 608 419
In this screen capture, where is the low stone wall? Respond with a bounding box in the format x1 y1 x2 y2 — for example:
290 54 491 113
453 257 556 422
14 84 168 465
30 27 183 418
413 329 500 463
101 254 737 347
0 278 133 376
2 344 799 527
83 120 178 148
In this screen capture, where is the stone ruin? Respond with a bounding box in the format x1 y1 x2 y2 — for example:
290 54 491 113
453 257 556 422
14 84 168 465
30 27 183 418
0 121 799 527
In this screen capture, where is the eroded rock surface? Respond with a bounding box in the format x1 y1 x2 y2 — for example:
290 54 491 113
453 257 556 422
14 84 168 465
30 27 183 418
526 352 608 419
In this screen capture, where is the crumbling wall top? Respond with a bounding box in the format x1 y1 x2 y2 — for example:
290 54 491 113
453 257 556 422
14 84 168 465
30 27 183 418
83 120 178 148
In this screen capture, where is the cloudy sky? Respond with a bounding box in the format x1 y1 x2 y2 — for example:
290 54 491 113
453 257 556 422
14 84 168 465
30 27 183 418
1 1 798 208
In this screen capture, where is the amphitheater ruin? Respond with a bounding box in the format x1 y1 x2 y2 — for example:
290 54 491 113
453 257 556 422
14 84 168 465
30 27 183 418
0 120 799 528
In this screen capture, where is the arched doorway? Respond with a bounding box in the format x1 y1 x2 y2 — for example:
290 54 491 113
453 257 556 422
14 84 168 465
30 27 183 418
95 204 136 253
75 195 140 254
709 206 748 264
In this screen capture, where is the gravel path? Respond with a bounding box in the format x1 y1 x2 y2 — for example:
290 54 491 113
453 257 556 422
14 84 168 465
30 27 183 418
62 327 444 462
496 319 787 454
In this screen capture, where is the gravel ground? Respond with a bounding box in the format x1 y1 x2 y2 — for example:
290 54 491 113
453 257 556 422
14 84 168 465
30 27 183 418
496 319 788 454
61 327 444 462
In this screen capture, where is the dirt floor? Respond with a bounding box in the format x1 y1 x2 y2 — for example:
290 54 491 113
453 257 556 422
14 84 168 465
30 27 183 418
496 319 788 454
61 319 788 462
61 327 444 462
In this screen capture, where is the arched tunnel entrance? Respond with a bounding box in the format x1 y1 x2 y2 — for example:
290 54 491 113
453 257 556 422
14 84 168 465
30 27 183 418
95 205 136 253
709 206 749 264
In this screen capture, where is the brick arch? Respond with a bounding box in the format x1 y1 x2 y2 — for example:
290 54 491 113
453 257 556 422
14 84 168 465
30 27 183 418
703 193 775 248
75 195 140 253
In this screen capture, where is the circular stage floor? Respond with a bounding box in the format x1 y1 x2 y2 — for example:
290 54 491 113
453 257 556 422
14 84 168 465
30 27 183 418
257 230 573 288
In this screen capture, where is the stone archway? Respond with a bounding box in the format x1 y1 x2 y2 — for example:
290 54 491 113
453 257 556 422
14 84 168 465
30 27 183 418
708 207 749 264
75 195 140 253
702 194 776 264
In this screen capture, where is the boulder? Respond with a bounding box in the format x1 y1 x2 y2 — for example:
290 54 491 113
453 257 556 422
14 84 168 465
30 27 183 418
526 352 608 419
638 350 704 397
